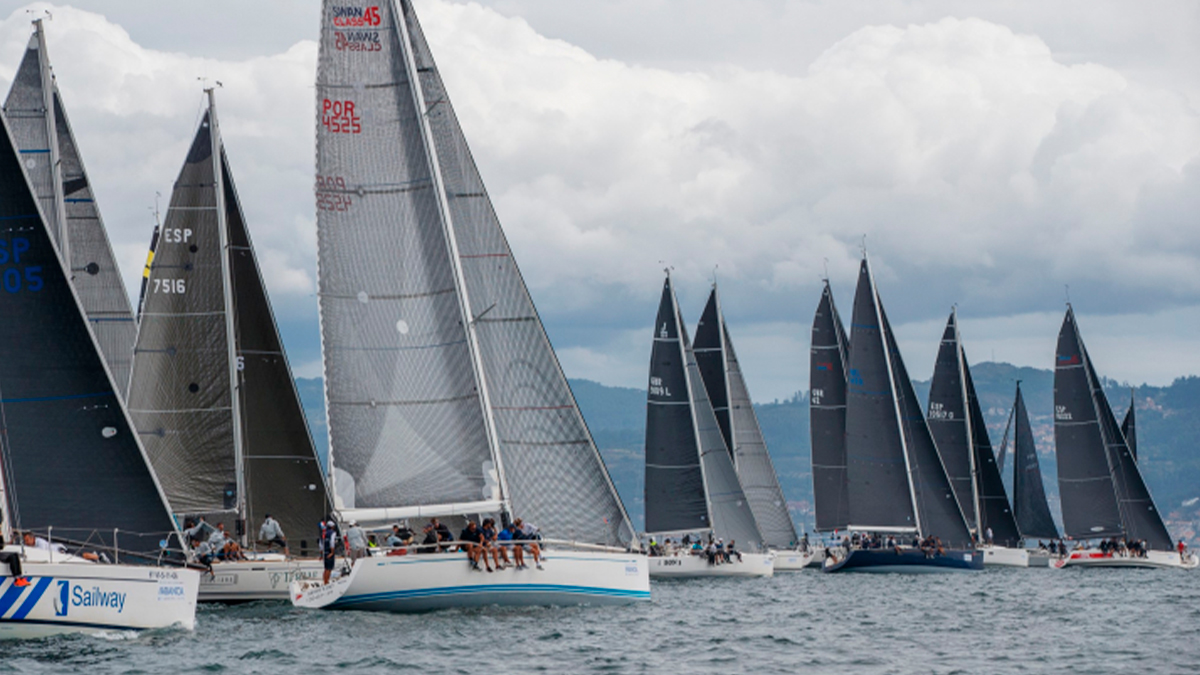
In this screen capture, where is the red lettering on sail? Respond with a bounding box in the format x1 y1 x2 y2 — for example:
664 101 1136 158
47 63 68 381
322 99 362 134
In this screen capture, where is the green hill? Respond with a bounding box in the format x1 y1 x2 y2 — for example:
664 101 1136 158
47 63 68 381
295 364 1200 541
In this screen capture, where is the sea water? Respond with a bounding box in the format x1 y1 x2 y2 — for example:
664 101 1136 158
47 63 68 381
4 567 1198 674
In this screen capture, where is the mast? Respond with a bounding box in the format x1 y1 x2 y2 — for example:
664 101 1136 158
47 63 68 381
672 275 717 531
953 308 983 539
33 19 67 259
207 88 247 542
393 1 509 512
870 258 923 536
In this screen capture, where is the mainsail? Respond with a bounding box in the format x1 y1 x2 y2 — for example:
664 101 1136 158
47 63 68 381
643 275 763 548
2 20 136 395
1011 383 1059 540
316 0 635 545
1055 307 1172 549
128 93 330 544
694 286 797 547
845 258 971 545
927 310 1020 546
809 280 850 532
1121 390 1137 462
0 94 180 556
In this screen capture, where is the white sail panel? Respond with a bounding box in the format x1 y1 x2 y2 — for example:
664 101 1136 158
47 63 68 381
398 0 637 545
316 0 493 510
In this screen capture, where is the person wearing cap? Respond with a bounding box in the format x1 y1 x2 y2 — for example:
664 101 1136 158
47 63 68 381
319 518 339 584
346 520 368 562
258 513 288 556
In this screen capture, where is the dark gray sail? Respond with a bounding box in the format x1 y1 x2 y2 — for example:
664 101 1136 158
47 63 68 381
1121 391 1137 463
1081 344 1172 550
695 287 796 547
222 152 331 549
3 21 136 395
644 279 709 534
379 0 636 544
964 361 1021 547
926 312 978 530
0 104 179 556
1054 308 1124 539
1011 384 1059 539
127 111 238 519
844 260 916 531
880 305 972 547
810 281 850 532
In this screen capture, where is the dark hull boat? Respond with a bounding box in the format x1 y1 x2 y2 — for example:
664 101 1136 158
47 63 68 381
816 258 977 574
823 547 982 573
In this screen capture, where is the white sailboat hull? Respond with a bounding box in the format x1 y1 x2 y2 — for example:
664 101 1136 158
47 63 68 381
807 548 826 568
1028 552 1053 567
0 549 199 639
648 552 774 578
291 549 649 612
199 555 326 602
980 545 1029 568
770 549 816 571
1050 549 1200 570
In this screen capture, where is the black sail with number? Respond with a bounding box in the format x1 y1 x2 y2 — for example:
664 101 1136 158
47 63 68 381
0 105 179 556
844 260 916 532
1054 307 1125 540
809 281 850 532
926 313 977 530
1011 383 1059 539
644 278 709 534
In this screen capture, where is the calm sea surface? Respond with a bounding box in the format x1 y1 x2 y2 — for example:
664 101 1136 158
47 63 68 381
5 568 1199 674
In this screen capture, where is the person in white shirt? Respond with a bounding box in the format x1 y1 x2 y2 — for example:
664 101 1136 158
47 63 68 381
346 521 368 562
259 514 288 556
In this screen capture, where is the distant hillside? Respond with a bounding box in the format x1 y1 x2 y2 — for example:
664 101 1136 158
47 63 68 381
295 365 1200 541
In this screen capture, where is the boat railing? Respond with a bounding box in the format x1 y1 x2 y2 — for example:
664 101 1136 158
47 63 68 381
9 526 200 570
364 538 636 557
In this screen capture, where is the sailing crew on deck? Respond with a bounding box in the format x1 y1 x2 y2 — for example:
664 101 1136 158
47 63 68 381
1179 539 1188 562
431 518 453 552
459 521 491 572
387 523 413 548
183 516 212 547
985 527 994 546
320 518 339 584
259 514 288 556
0 549 29 587
498 523 526 568
513 518 543 570
346 521 368 561
417 523 439 554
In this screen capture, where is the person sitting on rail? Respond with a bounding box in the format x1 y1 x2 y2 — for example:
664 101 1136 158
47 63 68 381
726 540 743 563
481 518 508 570
459 521 491 572
498 523 526 569
512 518 544 570
416 523 439 554
387 523 413 548
182 517 213 548
430 518 453 552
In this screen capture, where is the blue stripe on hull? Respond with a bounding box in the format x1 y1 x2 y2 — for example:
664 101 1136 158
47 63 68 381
331 584 649 612
823 549 983 574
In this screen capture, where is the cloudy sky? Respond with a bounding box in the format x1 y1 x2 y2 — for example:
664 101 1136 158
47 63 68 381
2 0 1198 401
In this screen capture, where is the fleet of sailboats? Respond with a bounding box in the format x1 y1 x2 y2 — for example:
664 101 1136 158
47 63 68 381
0 0 1195 641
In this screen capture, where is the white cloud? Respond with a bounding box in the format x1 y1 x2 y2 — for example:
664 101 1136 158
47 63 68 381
3 2 1198 399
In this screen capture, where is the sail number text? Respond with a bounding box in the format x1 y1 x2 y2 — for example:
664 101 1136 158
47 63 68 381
153 278 187 294
928 402 954 420
0 237 44 293
316 176 353 211
811 388 823 405
331 6 381 27
322 99 362 134
1055 405 1072 421
649 376 672 397
163 228 193 244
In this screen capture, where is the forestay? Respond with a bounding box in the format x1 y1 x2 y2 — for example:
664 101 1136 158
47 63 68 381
3 21 136 395
694 287 796 548
809 281 850 532
0 103 180 556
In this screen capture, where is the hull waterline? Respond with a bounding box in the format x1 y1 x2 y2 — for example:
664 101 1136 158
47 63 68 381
291 549 649 612
981 545 1029 568
649 552 774 578
1050 549 1199 570
200 555 326 602
822 548 983 574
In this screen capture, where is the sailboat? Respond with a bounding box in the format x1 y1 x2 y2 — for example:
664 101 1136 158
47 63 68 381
291 0 648 611
643 274 774 578
0 60 199 638
1051 306 1196 569
126 90 333 601
1007 382 1059 566
808 279 851 569
927 310 1027 567
1121 390 1137 462
2 19 136 395
822 258 981 573
693 284 807 570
